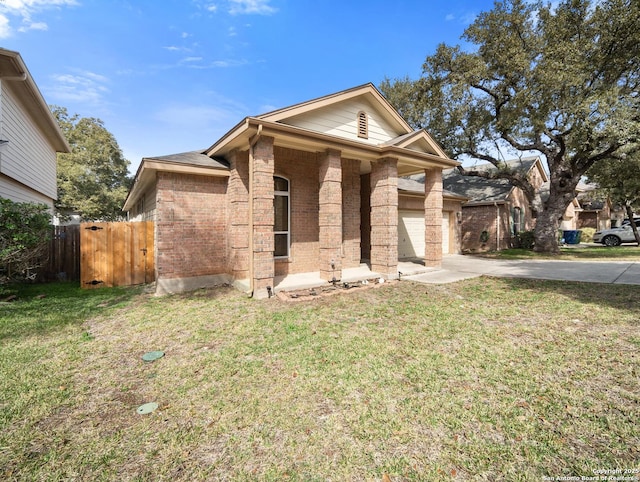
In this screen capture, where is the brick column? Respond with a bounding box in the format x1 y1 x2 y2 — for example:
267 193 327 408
370 157 398 279
424 168 443 267
319 149 342 281
227 149 250 281
251 136 275 297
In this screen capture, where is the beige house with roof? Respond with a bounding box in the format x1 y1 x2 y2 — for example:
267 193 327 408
0 48 69 208
124 84 459 297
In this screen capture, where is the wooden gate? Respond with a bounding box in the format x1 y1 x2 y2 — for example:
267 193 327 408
80 221 154 289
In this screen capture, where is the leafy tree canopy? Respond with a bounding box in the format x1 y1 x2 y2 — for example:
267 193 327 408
586 152 640 243
52 106 132 221
381 0 640 253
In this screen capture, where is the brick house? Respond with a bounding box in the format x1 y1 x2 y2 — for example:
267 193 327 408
441 157 580 252
124 84 459 297
576 183 613 231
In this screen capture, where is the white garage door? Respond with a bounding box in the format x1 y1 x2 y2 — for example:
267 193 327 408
398 210 425 258
399 210 451 258
442 213 450 254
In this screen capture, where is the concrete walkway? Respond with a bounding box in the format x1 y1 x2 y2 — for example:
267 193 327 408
273 255 640 293
404 255 640 286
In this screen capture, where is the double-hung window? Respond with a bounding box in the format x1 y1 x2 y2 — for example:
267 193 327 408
274 176 290 258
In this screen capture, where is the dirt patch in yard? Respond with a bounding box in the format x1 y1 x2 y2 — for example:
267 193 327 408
275 278 396 301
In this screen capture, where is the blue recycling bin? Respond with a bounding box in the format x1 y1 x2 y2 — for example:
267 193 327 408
563 230 582 245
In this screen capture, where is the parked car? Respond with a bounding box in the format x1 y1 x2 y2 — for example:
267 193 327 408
593 225 638 246
620 217 640 227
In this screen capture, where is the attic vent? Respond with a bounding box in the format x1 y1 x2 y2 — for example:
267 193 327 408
357 111 368 139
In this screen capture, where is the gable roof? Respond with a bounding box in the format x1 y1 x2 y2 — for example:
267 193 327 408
125 84 460 210
123 150 229 211
0 48 69 153
256 83 413 134
204 83 458 176
442 157 544 205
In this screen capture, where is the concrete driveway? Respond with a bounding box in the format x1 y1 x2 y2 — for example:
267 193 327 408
403 255 640 285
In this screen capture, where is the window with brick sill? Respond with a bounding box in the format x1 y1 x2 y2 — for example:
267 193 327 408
274 176 290 258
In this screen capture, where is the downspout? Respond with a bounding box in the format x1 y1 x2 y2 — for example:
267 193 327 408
248 123 263 297
495 202 500 251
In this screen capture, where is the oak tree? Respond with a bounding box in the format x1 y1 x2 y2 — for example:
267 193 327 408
52 107 132 221
381 0 640 253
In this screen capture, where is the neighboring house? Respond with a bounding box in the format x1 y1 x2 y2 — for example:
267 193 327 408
441 156 581 252
576 183 612 231
124 83 459 297
0 48 69 209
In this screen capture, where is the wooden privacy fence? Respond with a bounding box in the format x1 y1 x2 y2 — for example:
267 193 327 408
46 225 80 281
80 221 154 289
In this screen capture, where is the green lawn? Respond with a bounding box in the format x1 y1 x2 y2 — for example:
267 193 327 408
1 279 639 481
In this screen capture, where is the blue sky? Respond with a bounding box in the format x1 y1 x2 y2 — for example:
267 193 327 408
1 0 495 172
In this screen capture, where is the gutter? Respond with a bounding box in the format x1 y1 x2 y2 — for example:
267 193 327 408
0 73 27 81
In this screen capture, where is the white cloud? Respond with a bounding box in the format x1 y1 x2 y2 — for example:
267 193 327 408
18 20 48 31
46 70 110 105
228 0 276 16
460 11 478 25
0 14 11 38
444 10 478 25
0 0 77 36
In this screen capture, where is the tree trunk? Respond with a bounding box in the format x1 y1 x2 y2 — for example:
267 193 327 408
533 204 565 254
624 203 640 246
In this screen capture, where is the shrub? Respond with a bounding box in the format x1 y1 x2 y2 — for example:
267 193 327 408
0 198 51 284
516 230 535 249
580 227 596 243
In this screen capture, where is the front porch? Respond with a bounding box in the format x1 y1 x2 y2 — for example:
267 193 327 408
273 258 433 293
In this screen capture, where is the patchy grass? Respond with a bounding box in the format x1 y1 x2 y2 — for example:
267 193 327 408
1 279 639 481
482 245 640 261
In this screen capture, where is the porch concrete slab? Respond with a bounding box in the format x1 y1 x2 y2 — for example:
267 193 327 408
273 271 326 292
274 264 381 292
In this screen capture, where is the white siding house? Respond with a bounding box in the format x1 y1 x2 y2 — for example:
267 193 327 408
0 48 69 208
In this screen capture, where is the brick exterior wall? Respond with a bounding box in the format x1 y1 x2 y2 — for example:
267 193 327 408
273 147 320 276
155 172 228 280
370 158 398 278
360 174 371 260
342 158 361 268
461 205 502 252
424 169 443 267
227 149 250 280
